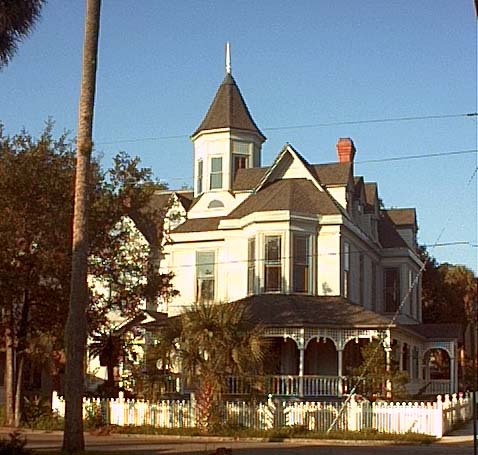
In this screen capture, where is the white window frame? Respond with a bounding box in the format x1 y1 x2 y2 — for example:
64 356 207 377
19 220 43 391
209 156 223 190
195 250 216 302
263 234 283 293
292 233 312 293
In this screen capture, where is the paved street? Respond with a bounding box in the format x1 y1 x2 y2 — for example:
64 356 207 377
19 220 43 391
0 422 476 455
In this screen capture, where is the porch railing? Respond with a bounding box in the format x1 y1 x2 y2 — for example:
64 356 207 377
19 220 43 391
201 376 452 398
226 375 340 396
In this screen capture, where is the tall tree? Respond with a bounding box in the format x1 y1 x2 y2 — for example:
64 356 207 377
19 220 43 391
0 0 45 68
63 0 101 452
0 123 76 426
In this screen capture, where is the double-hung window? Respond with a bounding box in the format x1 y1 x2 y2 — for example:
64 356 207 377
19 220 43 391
343 241 350 299
384 267 400 312
247 237 256 294
196 251 215 302
371 261 377 311
293 234 310 293
197 159 203 194
264 235 281 292
359 253 364 306
210 157 223 190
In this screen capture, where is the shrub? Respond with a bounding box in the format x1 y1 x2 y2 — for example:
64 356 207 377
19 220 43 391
84 402 106 429
0 431 31 455
22 396 52 427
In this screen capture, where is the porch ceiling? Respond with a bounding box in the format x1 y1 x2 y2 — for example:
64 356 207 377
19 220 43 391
234 294 395 329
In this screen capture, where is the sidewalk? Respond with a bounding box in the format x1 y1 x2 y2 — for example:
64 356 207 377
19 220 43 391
438 418 478 444
1 420 477 450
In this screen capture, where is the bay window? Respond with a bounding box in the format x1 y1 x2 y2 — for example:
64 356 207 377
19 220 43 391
247 237 255 294
293 234 310 293
264 235 281 292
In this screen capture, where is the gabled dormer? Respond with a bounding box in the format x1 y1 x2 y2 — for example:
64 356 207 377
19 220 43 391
191 54 266 203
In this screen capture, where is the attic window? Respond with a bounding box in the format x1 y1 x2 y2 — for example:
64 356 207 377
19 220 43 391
208 200 224 209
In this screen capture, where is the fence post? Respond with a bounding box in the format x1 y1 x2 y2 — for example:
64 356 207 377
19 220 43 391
190 392 197 428
347 395 358 431
434 395 443 438
117 391 125 426
265 394 276 430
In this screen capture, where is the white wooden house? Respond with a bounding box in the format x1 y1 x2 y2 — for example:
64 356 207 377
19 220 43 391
124 66 462 398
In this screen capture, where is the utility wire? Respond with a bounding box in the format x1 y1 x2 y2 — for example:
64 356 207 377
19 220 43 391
325 164 478 434
158 241 476 272
149 148 478 184
96 112 478 146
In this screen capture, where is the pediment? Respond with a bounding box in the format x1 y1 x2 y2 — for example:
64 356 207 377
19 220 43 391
255 143 325 193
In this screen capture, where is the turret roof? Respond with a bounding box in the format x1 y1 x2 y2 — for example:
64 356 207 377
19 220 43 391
192 73 265 140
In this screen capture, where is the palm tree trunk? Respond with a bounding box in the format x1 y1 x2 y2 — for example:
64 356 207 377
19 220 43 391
62 0 101 452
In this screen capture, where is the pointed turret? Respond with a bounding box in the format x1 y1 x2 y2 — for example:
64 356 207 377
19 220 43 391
192 73 265 140
191 47 266 198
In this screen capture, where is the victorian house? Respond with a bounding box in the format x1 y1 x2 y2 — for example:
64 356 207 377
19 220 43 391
135 64 461 399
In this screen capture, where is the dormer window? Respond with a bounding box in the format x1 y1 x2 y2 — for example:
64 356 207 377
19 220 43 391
210 157 223 190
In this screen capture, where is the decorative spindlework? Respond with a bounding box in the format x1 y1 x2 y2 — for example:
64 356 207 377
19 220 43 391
263 327 390 351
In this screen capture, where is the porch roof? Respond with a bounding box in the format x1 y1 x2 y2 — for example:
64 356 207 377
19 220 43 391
234 294 395 328
405 323 463 342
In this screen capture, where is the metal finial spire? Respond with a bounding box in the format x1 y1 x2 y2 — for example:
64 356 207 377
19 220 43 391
225 42 231 74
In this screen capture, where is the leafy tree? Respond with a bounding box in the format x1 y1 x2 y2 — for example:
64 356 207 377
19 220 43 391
0 0 45 68
349 339 408 401
0 123 76 426
420 246 477 326
156 302 266 432
63 0 101 451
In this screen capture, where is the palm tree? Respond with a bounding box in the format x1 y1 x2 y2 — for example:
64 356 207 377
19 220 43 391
0 0 45 68
156 302 266 432
88 330 123 391
62 0 101 452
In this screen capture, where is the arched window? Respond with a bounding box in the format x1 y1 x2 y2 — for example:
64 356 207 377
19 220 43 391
208 199 224 209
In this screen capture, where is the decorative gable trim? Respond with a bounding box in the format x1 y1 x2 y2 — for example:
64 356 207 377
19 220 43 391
254 143 326 193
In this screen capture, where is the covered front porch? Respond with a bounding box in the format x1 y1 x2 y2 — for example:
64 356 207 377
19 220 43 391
224 326 460 398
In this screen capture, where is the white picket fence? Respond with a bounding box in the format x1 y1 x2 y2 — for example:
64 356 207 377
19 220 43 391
51 391 474 438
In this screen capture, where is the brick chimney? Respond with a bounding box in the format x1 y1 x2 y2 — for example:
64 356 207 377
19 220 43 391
336 138 356 163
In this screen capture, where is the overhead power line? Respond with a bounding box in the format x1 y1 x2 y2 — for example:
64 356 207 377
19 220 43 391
152 148 478 183
355 149 478 164
96 112 478 146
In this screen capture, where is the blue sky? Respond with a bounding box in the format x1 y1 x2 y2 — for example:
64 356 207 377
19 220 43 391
1 1 477 272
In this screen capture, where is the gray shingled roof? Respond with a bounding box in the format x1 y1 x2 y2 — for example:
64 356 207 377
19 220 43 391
378 211 408 248
234 294 394 328
192 73 265 139
233 167 269 191
232 162 352 192
313 162 352 186
407 323 463 342
227 178 340 219
386 208 417 227
173 217 223 233
364 183 378 206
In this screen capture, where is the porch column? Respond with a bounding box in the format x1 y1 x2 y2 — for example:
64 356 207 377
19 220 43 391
298 328 305 397
337 348 343 397
450 355 458 394
384 331 392 398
